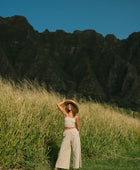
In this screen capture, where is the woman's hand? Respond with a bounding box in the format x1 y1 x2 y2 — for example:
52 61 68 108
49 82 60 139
64 99 74 103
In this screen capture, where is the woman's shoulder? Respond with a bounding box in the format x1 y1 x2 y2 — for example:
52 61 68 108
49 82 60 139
75 115 79 120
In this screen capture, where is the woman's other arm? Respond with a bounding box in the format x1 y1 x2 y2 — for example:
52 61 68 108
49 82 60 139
76 116 80 133
57 101 68 116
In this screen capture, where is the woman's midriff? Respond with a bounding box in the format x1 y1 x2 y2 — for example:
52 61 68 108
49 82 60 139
65 127 75 130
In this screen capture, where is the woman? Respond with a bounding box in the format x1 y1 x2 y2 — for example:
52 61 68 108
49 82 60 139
55 100 82 170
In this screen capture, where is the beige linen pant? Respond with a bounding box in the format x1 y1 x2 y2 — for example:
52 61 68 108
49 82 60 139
55 128 82 169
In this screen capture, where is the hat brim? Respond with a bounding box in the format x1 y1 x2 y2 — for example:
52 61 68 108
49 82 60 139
64 100 79 113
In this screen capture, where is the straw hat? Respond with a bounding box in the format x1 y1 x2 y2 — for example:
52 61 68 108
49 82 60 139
64 100 79 113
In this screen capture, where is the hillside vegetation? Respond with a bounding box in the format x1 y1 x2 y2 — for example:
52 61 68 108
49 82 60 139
0 77 140 169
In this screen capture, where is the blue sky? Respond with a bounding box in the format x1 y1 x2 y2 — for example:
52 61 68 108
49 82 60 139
0 0 140 39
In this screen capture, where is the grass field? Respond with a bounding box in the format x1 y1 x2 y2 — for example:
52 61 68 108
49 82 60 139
80 145 140 170
36 145 140 170
0 77 140 169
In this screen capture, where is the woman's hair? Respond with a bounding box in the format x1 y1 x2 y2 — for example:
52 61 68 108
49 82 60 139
65 103 77 116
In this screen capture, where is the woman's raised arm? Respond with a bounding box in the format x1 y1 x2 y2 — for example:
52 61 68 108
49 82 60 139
57 101 68 116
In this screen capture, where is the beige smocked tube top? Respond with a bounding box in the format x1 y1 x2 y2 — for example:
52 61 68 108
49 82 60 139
64 117 75 128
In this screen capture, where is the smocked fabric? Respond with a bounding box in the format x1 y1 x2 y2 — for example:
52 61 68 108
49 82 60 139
64 117 76 128
55 128 82 169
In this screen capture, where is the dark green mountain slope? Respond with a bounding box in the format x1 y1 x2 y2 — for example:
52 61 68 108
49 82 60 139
0 15 140 111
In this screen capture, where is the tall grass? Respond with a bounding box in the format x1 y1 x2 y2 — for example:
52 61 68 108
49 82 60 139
0 77 140 169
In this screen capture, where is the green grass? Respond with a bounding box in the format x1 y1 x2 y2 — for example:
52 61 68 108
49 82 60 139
43 145 140 170
81 145 140 170
0 77 140 169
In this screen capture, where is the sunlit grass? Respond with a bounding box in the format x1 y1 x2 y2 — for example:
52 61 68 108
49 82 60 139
0 77 140 169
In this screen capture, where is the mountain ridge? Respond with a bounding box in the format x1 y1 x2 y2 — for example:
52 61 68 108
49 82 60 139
0 15 140 111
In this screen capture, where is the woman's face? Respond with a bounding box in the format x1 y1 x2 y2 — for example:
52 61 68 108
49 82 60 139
66 104 74 111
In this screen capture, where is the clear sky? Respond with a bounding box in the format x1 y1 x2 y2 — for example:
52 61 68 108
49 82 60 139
0 0 140 39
